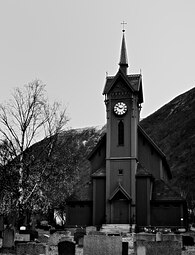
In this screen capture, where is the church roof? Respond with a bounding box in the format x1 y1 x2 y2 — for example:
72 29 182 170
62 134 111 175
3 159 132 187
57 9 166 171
138 124 172 179
119 32 128 67
152 179 185 201
87 132 106 160
138 124 166 157
91 167 106 178
103 70 143 97
136 163 154 178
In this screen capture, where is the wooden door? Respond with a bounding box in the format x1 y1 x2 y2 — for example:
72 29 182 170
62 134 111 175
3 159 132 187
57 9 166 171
112 200 129 223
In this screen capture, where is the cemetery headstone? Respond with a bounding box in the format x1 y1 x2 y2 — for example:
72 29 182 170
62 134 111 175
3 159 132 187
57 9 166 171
49 232 63 246
156 232 162 242
49 231 73 246
182 235 194 246
60 235 74 243
122 242 128 255
0 215 3 238
74 231 85 244
16 242 48 255
2 227 14 248
15 232 30 242
58 241 75 255
78 237 84 247
19 229 38 241
83 235 122 255
136 240 181 255
37 234 49 244
86 226 97 235
88 231 105 236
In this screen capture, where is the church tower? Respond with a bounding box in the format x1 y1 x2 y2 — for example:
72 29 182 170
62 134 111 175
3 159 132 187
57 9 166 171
77 27 186 229
103 29 143 223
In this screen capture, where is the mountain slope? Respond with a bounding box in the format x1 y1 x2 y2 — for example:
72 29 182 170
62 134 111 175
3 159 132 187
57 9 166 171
140 87 195 204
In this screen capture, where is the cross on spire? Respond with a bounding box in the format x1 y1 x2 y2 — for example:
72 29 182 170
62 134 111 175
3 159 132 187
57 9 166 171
119 25 128 73
121 21 127 32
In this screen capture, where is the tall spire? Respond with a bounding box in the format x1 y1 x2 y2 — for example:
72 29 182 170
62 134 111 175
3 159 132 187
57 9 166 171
119 24 128 74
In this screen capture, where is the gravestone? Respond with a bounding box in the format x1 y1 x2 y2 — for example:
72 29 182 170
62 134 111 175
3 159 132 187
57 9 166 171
122 242 128 255
49 231 73 246
0 215 3 238
15 232 30 242
16 242 48 255
86 226 97 235
136 240 182 255
2 228 14 248
49 232 64 246
78 237 84 247
83 235 122 255
19 229 38 241
37 234 49 244
88 231 105 236
74 231 85 244
136 233 182 255
58 241 75 255
60 235 74 242
182 235 194 246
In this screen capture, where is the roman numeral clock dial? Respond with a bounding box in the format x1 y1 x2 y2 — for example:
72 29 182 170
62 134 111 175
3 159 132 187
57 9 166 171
113 102 128 116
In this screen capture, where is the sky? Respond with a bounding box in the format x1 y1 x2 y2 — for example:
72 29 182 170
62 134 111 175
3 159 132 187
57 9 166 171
0 0 195 129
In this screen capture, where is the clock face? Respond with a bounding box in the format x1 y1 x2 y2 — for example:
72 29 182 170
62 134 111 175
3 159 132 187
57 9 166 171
114 102 128 115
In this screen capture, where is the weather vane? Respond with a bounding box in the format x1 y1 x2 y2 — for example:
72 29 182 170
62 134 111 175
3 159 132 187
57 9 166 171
121 21 127 32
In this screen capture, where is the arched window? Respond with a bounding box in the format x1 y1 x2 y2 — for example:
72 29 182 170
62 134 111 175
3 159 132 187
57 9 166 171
118 120 124 146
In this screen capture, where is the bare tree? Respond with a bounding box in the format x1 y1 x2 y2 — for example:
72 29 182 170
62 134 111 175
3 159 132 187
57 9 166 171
0 80 68 219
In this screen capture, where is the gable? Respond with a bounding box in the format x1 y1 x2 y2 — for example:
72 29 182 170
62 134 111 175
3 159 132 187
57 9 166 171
103 70 133 94
103 70 143 103
103 70 134 95
110 79 131 94
109 184 131 201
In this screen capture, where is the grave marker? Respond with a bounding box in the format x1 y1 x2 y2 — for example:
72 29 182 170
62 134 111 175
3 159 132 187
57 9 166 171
83 235 122 255
74 231 85 244
2 228 14 248
58 241 75 255
16 242 48 255
122 242 128 255
86 226 96 235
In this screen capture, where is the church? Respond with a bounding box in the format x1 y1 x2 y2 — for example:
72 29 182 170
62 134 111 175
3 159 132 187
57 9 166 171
66 30 187 230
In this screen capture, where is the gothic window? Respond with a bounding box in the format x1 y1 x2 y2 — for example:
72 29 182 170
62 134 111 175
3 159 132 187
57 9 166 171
118 120 124 146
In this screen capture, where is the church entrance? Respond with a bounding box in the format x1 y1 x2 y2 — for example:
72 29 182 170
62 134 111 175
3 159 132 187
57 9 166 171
112 199 130 223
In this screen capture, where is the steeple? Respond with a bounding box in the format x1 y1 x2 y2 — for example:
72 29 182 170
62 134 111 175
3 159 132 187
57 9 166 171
119 30 128 74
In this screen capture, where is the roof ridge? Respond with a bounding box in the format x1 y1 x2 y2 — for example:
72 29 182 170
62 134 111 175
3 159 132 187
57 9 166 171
127 74 141 77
